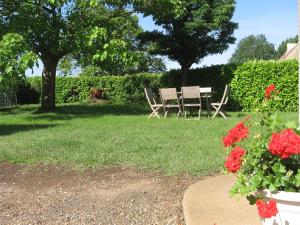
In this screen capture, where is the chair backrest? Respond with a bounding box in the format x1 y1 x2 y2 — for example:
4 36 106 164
220 85 229 105
181 86 200 99
160 88 178 101
144 87 156 106
200 87 212 93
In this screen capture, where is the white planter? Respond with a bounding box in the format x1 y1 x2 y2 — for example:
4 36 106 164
260 189 300 225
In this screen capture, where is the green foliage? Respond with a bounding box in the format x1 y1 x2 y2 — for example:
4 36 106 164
27 65 234 105
229 34 277 64
276 35 298 59
57 55 77 77
230 60 298 111
0 33 37 95
29 73 163 104
136 0 238 83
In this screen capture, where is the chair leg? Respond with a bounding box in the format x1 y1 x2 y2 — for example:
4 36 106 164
148 107 161 119
211 105 219 118
153 107 161 119
164 109 168 118
219 110 227 119
148 112 154 119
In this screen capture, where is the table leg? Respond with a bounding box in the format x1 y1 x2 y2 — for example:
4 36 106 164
207 96 212 117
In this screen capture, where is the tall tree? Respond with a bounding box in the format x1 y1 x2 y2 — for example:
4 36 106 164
135 0 237 85
276 35 298 59
0 0 132 111
229 34 276 64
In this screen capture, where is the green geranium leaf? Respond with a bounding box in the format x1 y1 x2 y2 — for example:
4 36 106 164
246 195 257 205
285 121 297 129
295 170 300 187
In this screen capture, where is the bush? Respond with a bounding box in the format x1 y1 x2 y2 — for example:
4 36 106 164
0 75 40 105
24 61 298 112
28 73 163 104
16 81 40 104
230 60 298 111
27 66 234 105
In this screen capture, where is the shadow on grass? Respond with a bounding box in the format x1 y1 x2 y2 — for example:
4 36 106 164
28 104 149 121
0 124 59 136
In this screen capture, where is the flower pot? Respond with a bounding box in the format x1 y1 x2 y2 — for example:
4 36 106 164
259 190 300 225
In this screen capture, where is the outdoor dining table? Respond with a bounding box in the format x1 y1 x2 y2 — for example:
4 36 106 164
177 87 215 116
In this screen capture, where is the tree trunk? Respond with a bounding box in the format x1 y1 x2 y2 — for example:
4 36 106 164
180 65 190 86
41 58 59 111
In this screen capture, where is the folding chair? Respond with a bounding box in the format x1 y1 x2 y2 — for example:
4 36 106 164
181 86 202 119
144 88 163 119
211 85 229 119
159 88 182 118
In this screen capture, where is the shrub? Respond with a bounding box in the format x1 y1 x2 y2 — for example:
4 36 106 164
230 60 298 111
28 73 163 104
24 61 298 111
27 66 233 105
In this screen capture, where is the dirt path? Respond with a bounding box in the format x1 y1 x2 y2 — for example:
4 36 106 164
0 163 198 225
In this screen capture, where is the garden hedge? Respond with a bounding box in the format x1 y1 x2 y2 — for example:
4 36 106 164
23 60 298 111
230 60 298 111
27 64 233 105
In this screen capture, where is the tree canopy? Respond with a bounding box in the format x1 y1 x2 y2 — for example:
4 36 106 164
135 0 238 84
229 34 277 64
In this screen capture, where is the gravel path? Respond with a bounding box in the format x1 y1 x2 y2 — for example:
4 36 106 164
0 163 198 225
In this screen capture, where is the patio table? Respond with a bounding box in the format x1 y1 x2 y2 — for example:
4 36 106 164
200 87 216 116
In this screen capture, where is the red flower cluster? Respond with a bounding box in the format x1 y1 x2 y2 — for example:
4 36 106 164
265 84 276 98
268 129 300 159
224 146 246 173
256 200 278 218
223 122 249 147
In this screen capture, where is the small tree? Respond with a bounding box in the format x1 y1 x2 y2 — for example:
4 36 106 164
229 34 277 64
135 0 237 85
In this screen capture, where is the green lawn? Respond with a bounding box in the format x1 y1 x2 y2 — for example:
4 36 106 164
0 104 297 175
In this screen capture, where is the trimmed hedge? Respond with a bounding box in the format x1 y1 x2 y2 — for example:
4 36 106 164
25 60 298 111
27 64 234 105
230 60 298 111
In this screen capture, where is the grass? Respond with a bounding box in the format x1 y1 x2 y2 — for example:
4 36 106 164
0 103 297 175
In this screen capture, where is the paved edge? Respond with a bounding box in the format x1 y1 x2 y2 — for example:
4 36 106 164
183 174 261 225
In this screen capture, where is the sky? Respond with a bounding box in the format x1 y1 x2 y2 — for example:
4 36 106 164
28 0 298 75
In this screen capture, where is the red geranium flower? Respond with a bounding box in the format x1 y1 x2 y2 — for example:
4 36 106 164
224 146 246 173
223 122 249 147
268 129 300 159
256 199 278 218
265 84 276 98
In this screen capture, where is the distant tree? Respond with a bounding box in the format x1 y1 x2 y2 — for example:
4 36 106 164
229 34 276 64
276 35 298 59
135 0 238 85
57 55 78 77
